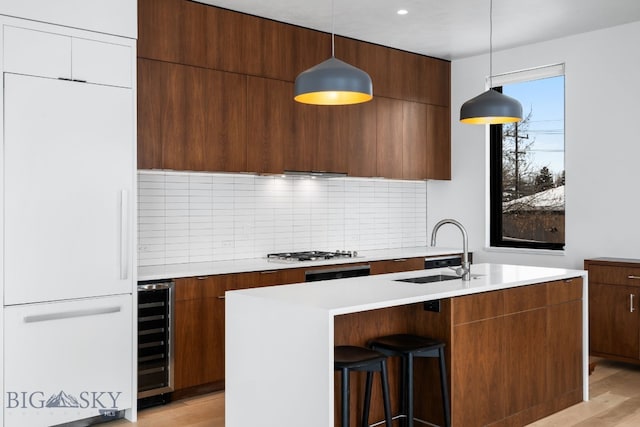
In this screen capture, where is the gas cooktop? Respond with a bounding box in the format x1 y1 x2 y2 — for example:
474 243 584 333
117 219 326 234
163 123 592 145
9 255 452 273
267 250 357 262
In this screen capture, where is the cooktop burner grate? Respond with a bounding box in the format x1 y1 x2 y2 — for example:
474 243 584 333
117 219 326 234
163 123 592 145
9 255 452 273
267 250 357 262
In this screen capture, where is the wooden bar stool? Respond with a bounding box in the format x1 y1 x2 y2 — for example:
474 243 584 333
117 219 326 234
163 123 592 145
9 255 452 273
334 345 393 427
368 334 450 427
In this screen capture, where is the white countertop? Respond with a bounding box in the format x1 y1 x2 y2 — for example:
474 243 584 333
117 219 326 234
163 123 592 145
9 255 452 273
137 246 463 281
225 262 589 426
227 263 586 315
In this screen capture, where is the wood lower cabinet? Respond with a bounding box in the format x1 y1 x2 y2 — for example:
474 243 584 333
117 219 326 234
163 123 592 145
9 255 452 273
450 279 583 427
586 258 640 363
333 278 583 427
369 257 424 274
173 273 257 391
173 256 464 395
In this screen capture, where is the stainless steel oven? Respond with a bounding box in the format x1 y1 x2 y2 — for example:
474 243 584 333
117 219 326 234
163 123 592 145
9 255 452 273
137 280 174 400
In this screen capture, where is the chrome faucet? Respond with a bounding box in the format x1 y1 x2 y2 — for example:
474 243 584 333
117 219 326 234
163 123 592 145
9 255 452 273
430 219 471 281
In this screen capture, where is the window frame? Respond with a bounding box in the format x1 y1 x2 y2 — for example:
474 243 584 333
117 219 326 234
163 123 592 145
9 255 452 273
488 68 565 251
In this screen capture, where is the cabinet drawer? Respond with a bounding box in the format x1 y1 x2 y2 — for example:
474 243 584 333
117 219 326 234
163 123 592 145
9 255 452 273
72 37 132 87
453 291 504 325
4 25 71 79
547 277 583 304
588 265 640 286
4 295 133 425
503 283 547 314
370 257 424 274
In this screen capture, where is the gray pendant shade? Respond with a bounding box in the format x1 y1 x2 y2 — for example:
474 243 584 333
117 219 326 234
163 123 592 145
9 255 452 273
294 56 373 105
460 0 523 125
460 88 523 125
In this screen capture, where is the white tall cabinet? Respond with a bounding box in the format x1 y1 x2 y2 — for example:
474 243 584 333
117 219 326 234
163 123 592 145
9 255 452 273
0 9 137 427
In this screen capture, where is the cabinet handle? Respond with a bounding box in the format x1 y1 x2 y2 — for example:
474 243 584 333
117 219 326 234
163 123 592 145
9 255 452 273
631 294 636 313
563 279 573 283
393 259 408 262
217 295 226 299
196 276 210 280
24 306 121 323
260 270 278 274
629 275 640 280
120 190 129 280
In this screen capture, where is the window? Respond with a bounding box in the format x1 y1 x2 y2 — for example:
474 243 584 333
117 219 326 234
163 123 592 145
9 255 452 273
490 65 565 250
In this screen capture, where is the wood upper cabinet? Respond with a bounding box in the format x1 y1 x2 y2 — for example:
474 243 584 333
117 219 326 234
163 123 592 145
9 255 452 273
137 58 177 169
426 105 451 180
246 77 291 174
137 0 451 179
402 101 428 180
376 97 404 179
347 102 378 177
137 59 247 172
311 101 378 175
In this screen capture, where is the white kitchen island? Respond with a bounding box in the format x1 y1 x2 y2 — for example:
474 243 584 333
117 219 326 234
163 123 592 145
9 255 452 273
225 263 588 427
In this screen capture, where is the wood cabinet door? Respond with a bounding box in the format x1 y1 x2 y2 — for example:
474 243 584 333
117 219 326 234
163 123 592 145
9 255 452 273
138 60 247 172
547 300 583 400
347 101 377 177
284 102 318 172
246 77 291 174
316 106 349 173
452 317 506 426
402 101 428 180
203 68 247 172
157 62 208 171
174 277 227 389
426 105 451 180
503 308 547 414
376 97 404 179
589 283 640 358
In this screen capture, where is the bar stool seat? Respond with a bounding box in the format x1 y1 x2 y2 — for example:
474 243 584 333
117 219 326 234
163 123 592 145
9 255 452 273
368 334 450 427
334 346 393 427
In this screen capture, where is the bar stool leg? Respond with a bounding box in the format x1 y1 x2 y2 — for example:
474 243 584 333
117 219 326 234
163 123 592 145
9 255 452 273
342 367 350 427
407 354 414 427
438 347 451 427
362 371 374 427
400 356 407 427
380 360 393 427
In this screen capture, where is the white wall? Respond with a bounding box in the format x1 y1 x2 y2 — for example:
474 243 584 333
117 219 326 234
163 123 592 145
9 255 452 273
428 20 640 269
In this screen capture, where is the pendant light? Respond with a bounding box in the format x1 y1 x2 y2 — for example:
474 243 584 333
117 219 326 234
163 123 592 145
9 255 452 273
460 0 522 124
294 0 373 105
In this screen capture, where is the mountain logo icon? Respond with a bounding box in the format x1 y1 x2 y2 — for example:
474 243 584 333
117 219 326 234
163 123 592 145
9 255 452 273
45 391 80 408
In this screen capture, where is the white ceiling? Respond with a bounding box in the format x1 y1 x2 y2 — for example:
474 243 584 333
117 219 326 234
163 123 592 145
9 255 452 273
195 0 640 60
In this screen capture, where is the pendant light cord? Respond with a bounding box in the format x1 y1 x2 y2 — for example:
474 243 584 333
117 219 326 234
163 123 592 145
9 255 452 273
489 0 493 88
331 0 335 57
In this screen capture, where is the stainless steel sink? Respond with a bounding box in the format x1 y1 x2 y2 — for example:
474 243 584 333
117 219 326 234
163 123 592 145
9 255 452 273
395 274 460 284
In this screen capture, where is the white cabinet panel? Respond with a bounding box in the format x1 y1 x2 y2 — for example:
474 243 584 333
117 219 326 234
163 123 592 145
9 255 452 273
4 295 133 426
3 25 71 79
0 0 136 38
4 74 134 305
72 38 132 88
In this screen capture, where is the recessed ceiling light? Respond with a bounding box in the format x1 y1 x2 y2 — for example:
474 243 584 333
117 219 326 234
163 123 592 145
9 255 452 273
397 9 408 15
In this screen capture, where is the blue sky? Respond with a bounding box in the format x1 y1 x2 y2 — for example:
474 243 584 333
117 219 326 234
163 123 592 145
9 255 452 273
503 76 565 178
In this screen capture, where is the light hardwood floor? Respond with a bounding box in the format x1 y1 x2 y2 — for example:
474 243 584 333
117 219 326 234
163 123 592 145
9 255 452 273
116 359 640 427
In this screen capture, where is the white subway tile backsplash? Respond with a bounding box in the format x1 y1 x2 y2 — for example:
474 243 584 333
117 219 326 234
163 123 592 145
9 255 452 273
137 171 427 265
